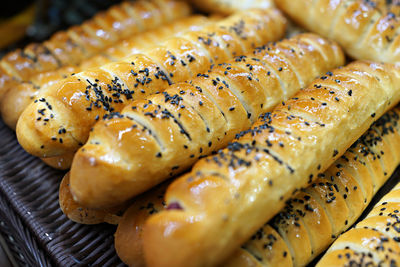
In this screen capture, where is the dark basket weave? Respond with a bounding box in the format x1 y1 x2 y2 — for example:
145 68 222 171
0 120 125 266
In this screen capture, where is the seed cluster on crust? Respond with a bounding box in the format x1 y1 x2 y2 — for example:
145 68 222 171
18 9 286 157
142 60 400 267
240 107 400 266
319 178 400 266
70 33 343 207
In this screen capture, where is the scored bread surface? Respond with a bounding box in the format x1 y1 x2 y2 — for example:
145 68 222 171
317 178 400 266
69 33 345 208
275 0 400 63
143 61 400 267
1 15 215 131
16 8 287 158
113 106 400 266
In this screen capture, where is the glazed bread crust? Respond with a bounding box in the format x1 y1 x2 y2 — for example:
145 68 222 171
69 33 344 208
188 0 273 15
8 16 213 171
16 8 287 158
114 182 168 267
59 173 125 224
0 0 191 99
275 0 400 63
143 61 400 267
1 15 213 131
114 107 400 267
226 106 400 267
317 179 400 266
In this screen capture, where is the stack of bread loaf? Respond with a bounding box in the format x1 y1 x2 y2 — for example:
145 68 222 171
3 0 400 265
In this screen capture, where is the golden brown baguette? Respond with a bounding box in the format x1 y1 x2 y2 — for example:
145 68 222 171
114 106 400 266
59 173 125 224
142 61 400 267
16 8 287 158
9 16 214 171
1 15 214 131
188 0 273 15
275 0 400 63
115 107 400 267
70 33 345 208
0 0 191 99
317 178 400 266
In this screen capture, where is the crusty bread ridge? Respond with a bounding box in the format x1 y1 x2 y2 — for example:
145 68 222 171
16 8 287 158
5 15 216 171
69 33 345 208
143 61 400 267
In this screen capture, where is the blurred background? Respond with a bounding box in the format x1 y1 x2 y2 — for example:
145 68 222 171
0 0 121 56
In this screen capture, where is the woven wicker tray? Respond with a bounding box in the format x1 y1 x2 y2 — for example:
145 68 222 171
0 120 125 266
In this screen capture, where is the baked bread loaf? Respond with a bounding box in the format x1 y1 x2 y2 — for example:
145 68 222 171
114 106 400 266
115 182 169 267
317 175 400 266
1 15 214 130
70 33 345 208
8 16 214 171
143 61 400 267
275 0 400 63
188 0 273 15
0 0 191 99
59 173 125 224
226 106 400 267
16 8 287 158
